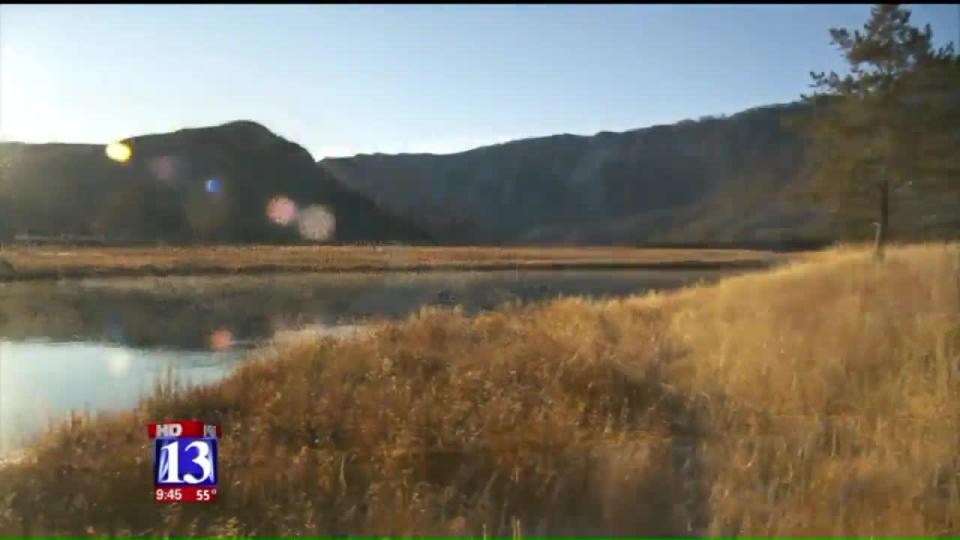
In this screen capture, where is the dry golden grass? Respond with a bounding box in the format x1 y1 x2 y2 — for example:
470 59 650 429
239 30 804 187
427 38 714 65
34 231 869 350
0 243 957 536
0 244 781 281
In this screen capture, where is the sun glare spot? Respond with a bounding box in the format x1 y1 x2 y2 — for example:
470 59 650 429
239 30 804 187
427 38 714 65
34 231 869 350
149 155 184 182
297 204 336 242
210 328 233 351
266 195 298 226
105 141 132 163
106 350 132 377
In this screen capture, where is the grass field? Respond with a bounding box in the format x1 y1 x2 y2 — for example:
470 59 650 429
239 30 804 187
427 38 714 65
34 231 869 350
0 244 783 281
1 242 957 536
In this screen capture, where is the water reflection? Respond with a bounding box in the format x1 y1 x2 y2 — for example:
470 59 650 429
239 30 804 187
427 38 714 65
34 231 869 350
0 269 730 350
0 268 737 454
0 341 241 453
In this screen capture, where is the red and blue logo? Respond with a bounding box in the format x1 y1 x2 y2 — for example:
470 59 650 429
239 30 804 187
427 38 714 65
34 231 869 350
147 420 220 503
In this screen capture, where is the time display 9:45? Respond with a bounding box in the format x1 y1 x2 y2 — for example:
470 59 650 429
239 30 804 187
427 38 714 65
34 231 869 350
154 486 217 503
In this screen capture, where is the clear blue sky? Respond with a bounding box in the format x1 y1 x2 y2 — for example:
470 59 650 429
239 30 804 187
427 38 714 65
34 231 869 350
1 4 957 158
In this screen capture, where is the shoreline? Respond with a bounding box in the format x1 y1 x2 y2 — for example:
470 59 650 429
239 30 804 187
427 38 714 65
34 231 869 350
0 257 783 283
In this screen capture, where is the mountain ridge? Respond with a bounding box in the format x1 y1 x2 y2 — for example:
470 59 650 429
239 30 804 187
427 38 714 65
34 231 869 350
318 98 958 246
2 101 955 248
318 100 828 245
0 121 430 244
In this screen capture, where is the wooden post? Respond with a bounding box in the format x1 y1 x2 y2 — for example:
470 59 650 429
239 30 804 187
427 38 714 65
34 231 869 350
874 178 889 262
955 243 960 313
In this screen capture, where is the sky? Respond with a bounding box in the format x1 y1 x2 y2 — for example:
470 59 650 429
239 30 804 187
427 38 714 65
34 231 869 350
1 4 957 159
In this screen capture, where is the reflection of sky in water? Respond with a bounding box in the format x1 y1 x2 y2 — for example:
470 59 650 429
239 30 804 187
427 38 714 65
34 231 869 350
0 269 735 454
0 341 242 453
0 269 730 350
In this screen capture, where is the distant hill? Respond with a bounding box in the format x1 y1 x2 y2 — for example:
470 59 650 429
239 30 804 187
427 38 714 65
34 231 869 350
320 101 957 247
2 107 955 248
0 121 430 244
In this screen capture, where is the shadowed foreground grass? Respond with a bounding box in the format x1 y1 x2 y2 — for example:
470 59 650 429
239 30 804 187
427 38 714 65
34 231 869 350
1 243 958 536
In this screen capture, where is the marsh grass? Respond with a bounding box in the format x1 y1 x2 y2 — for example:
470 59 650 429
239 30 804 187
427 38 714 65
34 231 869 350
0 244 780 281
0 243 958 536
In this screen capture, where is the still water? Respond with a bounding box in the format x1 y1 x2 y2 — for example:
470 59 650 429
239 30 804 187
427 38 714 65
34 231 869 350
0 268 735 453
0 342 243 452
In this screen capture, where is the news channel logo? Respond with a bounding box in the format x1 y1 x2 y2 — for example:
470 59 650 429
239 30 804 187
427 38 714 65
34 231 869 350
146 419 220 503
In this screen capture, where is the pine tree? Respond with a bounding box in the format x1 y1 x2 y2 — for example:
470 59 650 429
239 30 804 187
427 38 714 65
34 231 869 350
801 4 960 259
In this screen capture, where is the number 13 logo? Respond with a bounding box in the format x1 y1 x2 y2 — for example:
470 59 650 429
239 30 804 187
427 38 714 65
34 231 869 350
155 438 217 485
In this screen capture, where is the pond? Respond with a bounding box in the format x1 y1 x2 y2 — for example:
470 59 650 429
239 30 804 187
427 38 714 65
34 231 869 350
0 268 737 453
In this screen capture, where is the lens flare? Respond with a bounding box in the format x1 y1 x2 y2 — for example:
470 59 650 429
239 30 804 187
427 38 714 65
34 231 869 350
105 141 132 163
106 350 132 377
297 205 336 242
149 155 184 183
209 328 233 351
266 196 298 226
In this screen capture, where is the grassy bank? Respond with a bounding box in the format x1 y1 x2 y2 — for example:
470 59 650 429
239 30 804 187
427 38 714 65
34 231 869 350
1 243 958 536
0 245 781 282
